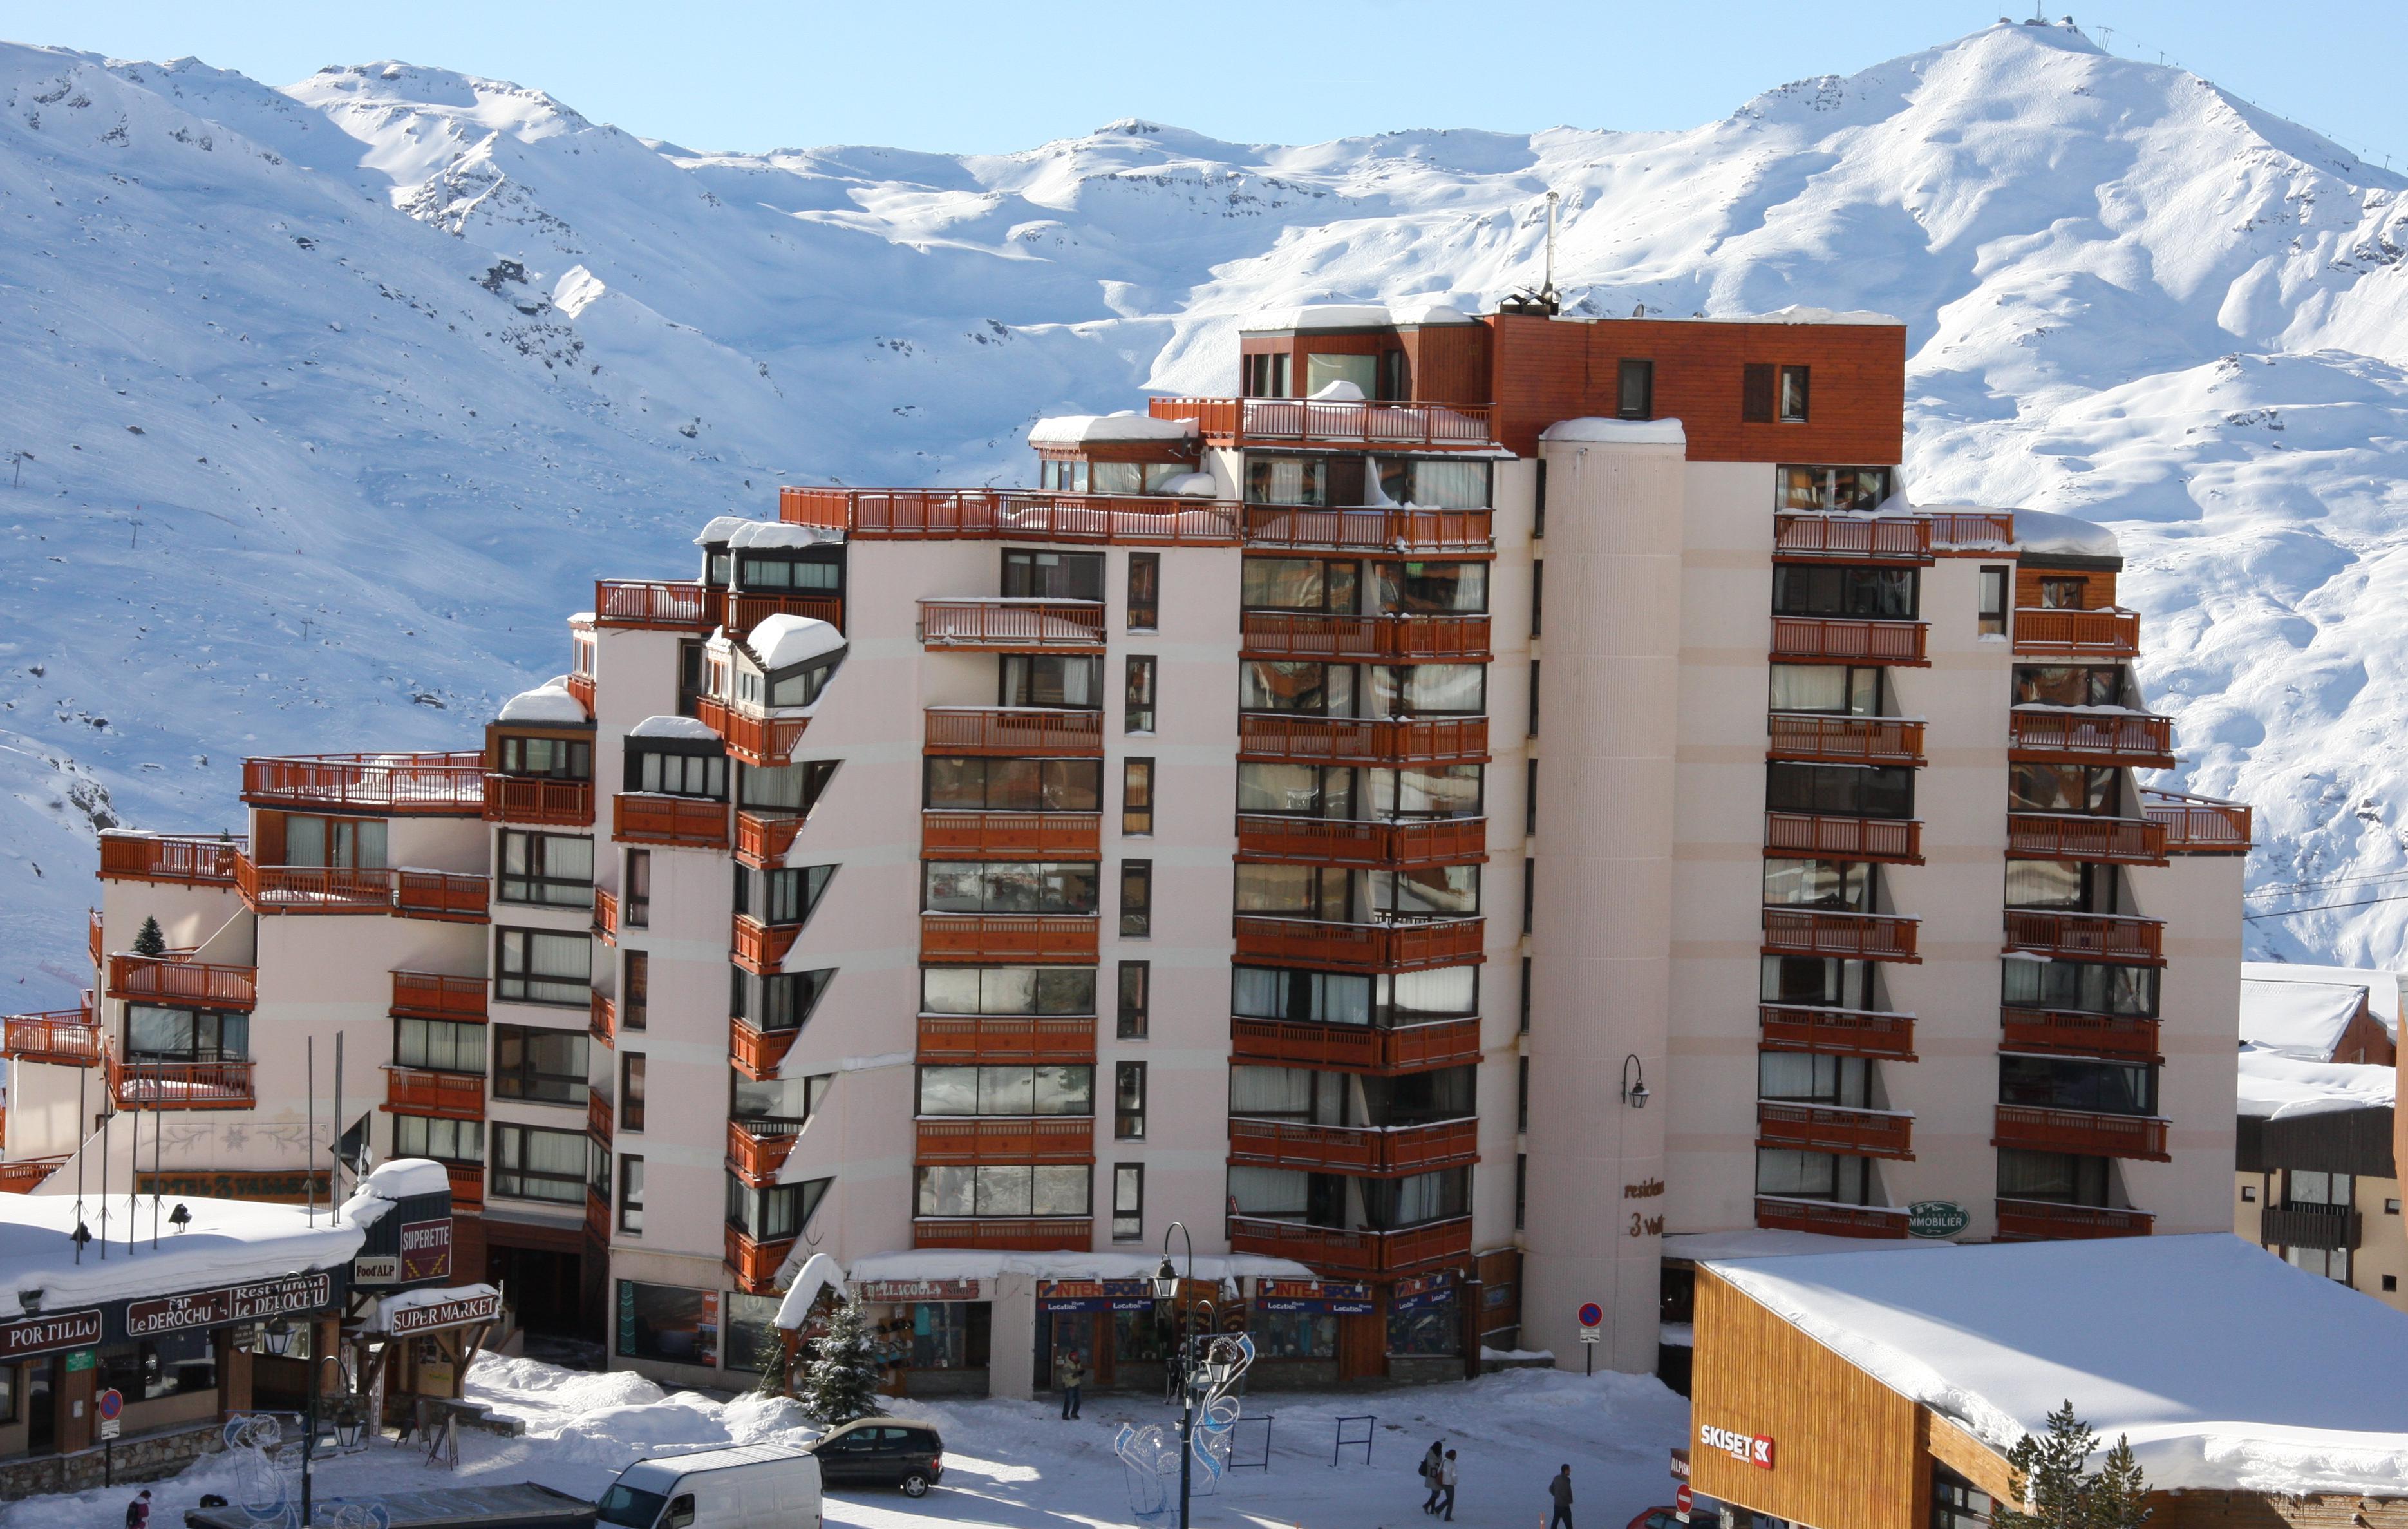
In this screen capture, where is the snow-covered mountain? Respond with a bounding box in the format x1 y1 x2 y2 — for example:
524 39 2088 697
3 18 2404 998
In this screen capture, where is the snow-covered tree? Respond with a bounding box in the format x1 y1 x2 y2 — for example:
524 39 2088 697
132 915 166 956
796 1296 881 1425
1994 1400 2150 1529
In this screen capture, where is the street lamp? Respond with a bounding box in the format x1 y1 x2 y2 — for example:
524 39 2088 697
1156 1220 1200 1529
1620 1054 1650 1109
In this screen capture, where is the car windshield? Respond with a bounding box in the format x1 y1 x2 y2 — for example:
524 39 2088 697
596 1484 669 1528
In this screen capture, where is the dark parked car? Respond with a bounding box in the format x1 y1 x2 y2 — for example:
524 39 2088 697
807 1419 945 1497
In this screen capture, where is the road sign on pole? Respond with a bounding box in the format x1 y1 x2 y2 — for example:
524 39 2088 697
1577 1302 1603 1328
1577 1302 1603 1374
1676 1484 1693 1523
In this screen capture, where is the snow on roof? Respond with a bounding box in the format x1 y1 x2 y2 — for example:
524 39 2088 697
364 1281 503 1333
773 1251 843 1330
357 1157 454 1201
497 679 588 725
1241 301 1474 332
1704 1234 2408 1496
2241 975 2370 1060
2011 506 2121 559
1751 305 1905 326
1662 1228 1949 1264
748 613 844 671
628 714 720 741
2237 1044 2397 1120
693 515 750 546
1027 412 1198 447
2245 960 2401 1043
729 520 840 550
0 1191 366 1313
1538 417 1688 446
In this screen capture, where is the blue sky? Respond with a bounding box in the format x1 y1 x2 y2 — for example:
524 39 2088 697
4 1 2403 165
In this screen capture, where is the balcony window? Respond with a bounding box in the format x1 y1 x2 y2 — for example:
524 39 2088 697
1765 763 1914 819
1759 1052 1870 1108
393 1114 482 1166
1232 1065 1347 1125
492 1024 589 1105
1755 1148 1869 1204
1772 565 1917 620
1369 663 1486 718
925 757 1102 813
916 1064 1093 1117
498 831 594 907
735 862 835 926
1239 763 1357 817
1359 1167 1469 1230
1997 1148 2111 1207
1122 759 1154 836
498 735 592 779
1234 862 1479 920
1376 561 1489 614
491 1123 588 1204
2002 957 2158 1018
1124 657 1156 733
1127 553 1160 629
1763 858 1874 912
1117 962 1149 1039
916 1164 1089 1219
738 759 838 814
1244 558 1360 613
920 965 1096 1017
1778 366 1811 423
923 860 1100 915
1305 352 1378 398
2038 577 2089 610
1242 352 1292 399
1002 549 1104 603
1112 1164 1144 1241
2288 1244 2351 1284
1038 459 1090 493
2014 666 2125 708
284 815 386 869
496 928 591 1007
1119 860 1152 937
1999 1054 2156 1117
735 554 840 592
1760 956 1878 1010
1115 1061 1147 1139
126 1006 248 1064
2010 763 2120 815
1374 459 1492 509
628 744 726 799
1369 764 1483 819
1617 359 1654 420
1233 964 1476 1026
726 1172 831 1241
733 967 836 1032
733 1070 832 1126
1768 664 1882 716
1242 660 1353 715
2004 860 2098 911
1245 456 1332 507
1227 1164 1321 1221
1001 654 1102 710
2287 1169 2353 1208
1776 466 1892 511
395 1017 487 1075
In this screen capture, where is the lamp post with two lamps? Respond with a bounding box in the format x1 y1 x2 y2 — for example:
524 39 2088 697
1152 1220 1248 1529
258 1315 363 1524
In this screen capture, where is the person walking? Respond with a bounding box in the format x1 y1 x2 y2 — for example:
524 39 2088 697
1549 1463 1576 1529
1420 1439 1445 1514
1058 1349 1086 1420
124 1490 152 1529
1438 1448 1459 1522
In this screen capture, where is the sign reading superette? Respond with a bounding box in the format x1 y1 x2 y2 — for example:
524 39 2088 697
126 1273 333 1339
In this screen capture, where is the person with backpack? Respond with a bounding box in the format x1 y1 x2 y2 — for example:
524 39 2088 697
1420 1439 1445 1513
124 1490 152 1529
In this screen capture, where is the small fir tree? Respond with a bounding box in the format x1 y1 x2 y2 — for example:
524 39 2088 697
1993 1400 2150 1529
131 915 167 957
797 1296 881 1426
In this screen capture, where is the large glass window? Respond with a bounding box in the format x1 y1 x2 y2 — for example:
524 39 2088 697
492 1025 588 1105
1776 466 1892 511
733 1070 833 1125
2009 763 2119 815
1760 956 1877 1010
919 965 1096 1016
629 746 726 799
914 1164 1090 1219
925 757 1102 813
1368 765 1482 819
1755 1148 1868 1203
733 967 836 1032
1245 457 1329 507
126 1006 248 1063
1255 1307 1338 1360
1002 549 1105 603
1771 565 1917 619
1366 664 1485 717
916 1065 1094 1117
395 1017 486 1074
1758 1052 1869 1108
498 831 594 907
923 861 1099 915
498 734 592 780
1244 558 1359 613
1765 763 1914 819
726 1173 832 1241
283 815 386 869
2002 957 2158 1017
1998 1054 2156 1116
492 1123 588 1203
1000 654 1102 710
1767 664 1881 716
496 928 591 1006
1932 1465 1995 1529
739 759 838 813
1241 660 1353 716
1997 1149 2109 1207
1232 965 1476 1026
1375 459 1491 509
1304 352 1378 397
98 1331 214 1402
393 1114 482 1166
1239 763 1356 817
2004 860 2093 909
723 1292 785 1375
615 1280 718 1366
735 863 836 925
1387 1286 1459 1358
1359 1168 1469 1230
2014 666 2125 708
1762 858 1873 911
736 555 842 591
1375 562 1488 614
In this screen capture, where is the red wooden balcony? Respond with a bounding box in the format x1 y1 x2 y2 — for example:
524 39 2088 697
235 861 489 922
1994 1199 2155 1242
613 793 729 848
0 1158 67 1194
382 1066 485 1122
1756 1101 1915 1160
590 992 616 1045
916 1014 1097 1063
391 970 485 1021
1764 812 1922 864
482 775 594 828
730 1018 802 1080
594 579 713 630
1230 1017 1483 1073
2013 607 2140 658
593 888 618 945
1150 395 1496 451
1757 1004 1916 1061
921 914 1099 963
1238 714 1489 766
1239 613 1492 663
780 486 1241 547
98 832 243 887
88 908 101 969
919 599 1107 651
1227 1117 1479 1176
1993 1105 2170 1162
2000 1009 2163 1063
241 752 486 814
2140 790 2253 855
1236 815 1487 869
2006 813 2168 866
925 707 1104 756
1225 1214 1472 1276
726 591 844 632
1769 617 1928 666
585 1187 612 1246
2002 910 2165 965
108 954 256 1009
565 672 596 715
728 1119 804 1187
915 1117 1095 1165
1761 908 1919 962
4 1010 103 1067
913 1217 1093 1251
733 914 800 976
694 697 809 768
1765 714 1925 766
108 1054 255 1110
1232 916 1485 972
397 870 490 922
923 812 1102 860
2008 710 2176 767
1772 515 1933 562
1753 1196 1909 1239
736 811 806 868
446 1163 485 1210
1920 511 2017 551
588 1090 613 1144
1240 506 1494 554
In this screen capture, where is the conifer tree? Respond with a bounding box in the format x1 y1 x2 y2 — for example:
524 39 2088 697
1993 1400 2150 1529
796 1296 881 1426
132 915 167 957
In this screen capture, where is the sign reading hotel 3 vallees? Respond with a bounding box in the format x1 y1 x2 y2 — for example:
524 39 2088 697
1906 1201 1971 1239
1699 1424 1776 1470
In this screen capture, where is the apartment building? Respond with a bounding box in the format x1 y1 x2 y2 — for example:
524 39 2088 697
10 298 2248 1400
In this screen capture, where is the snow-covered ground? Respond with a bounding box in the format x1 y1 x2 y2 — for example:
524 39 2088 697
0 1354 1691 1528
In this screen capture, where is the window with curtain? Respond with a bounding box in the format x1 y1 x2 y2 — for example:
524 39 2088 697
919 965 1096 1016
733 1070 833 1125
916 1065 1093 1117
1359 1167 1467 1229
1366 664 1484 717
1767 664 1882 716
393 1114 481 1165
1754 1148 1867 1203
1000 654 1101 709
630 747 726 799
923 862 1099 915
283 815 386 869
127 1006 249 1063
739 759 838 813
498 735 592 779
914 1164 1088 1218
496 928 591 1006
1226 1164 1312 1219
1375 561 1488 614
491 1025 589 1105
1366 765 1483 819
1243 558 1359 613
491 1123 588 1203
498 831 595 907
395 1018 486 1074
1241 660 1355 716
726 1173 832 1240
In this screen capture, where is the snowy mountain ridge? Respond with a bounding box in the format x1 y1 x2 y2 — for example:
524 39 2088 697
3 18 2406 998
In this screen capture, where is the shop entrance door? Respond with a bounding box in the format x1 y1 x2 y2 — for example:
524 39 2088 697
25 1356 57 1454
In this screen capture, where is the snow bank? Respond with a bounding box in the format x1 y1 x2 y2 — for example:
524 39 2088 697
2010 506 2121 558
628 715 720 740
1538 417 1688 446
1026 411 1196 446
773 1250 845 1329
497 679 586 724
2237 1044 2396 1119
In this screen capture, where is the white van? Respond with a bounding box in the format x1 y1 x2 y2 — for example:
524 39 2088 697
596 1443 823 1529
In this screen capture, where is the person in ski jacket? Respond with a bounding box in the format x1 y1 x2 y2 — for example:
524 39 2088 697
1420 1439 1446 1513
1549 1463 1575 1529
125 1490 153 1529
1058 1350 1086 1419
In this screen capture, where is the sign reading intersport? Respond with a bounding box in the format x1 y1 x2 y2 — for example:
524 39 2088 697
1698 1425 1776 1470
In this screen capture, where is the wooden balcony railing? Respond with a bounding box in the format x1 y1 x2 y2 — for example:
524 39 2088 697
1756 1101 1915 1160
1761 908 1919 962
1772 515 1933 562
1994 1199 2155 1242
88 908 101 969
924 707 1104 756
1993 1105 2171 1162
565 672 596 715
2000 1009 2163 1063
780 486 1242 547
2013 607 2141 658
593 888 619 945
727 1119 804 1187
731 1018 803 1080
108 1054 256 1110
445 1163 485 1210
736 811 807 868
1239 506 1494 554
3 1010 103 1067
1763 813 1923 864
1919 511 2017 552
585 1187 612 1246
923 812 1102 860
1769 617 1928 666
916 1014 1097 1063
1232 916 1486 972
1150 395 1496 451
915 1117 1095 1164
590 992 617 1045
1238 714 1489 765
0 1157 68 1194
1227 1117 1480 1177
2002 910 2165 964
1239 613 1493 663
482 775 595 828
921 914 1100 963
913 1217 1093 1251
1225 1214 1472 1276
98 832 243 887
108 954 257 1009
613 793 730 848
694 697 811 768
235 861 489 922
1757 1004 1916 1061
587 1090 613 1144
733 915 801 976
724 1226 798 1295
2008 710 2176 766
241 752 486 814
382 1066 486 1122
1236 815 1487 868
1765 714 1925 766
1753 1196 1910 1239
594 579 714 629
1230 1017 1483 1073
726 591 845 632
918 599 1108 651
397 870 491 922
2005 813 2168 866
2140 790 2253 855
391 970 485 1021
2260 1203 2360 1252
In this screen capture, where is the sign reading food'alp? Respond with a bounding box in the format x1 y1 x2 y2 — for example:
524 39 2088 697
1698 1424 1776 1470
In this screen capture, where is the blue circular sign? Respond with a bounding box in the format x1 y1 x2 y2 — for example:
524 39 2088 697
1577 1302 1603 1327
97 1389 122 1421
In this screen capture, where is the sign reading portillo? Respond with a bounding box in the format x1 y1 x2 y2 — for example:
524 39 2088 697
1699 1423 1776 1470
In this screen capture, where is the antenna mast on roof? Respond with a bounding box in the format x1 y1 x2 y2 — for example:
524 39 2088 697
1500 189 1564 317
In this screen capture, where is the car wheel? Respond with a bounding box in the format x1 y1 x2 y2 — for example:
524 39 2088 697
900 1471 930 1498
